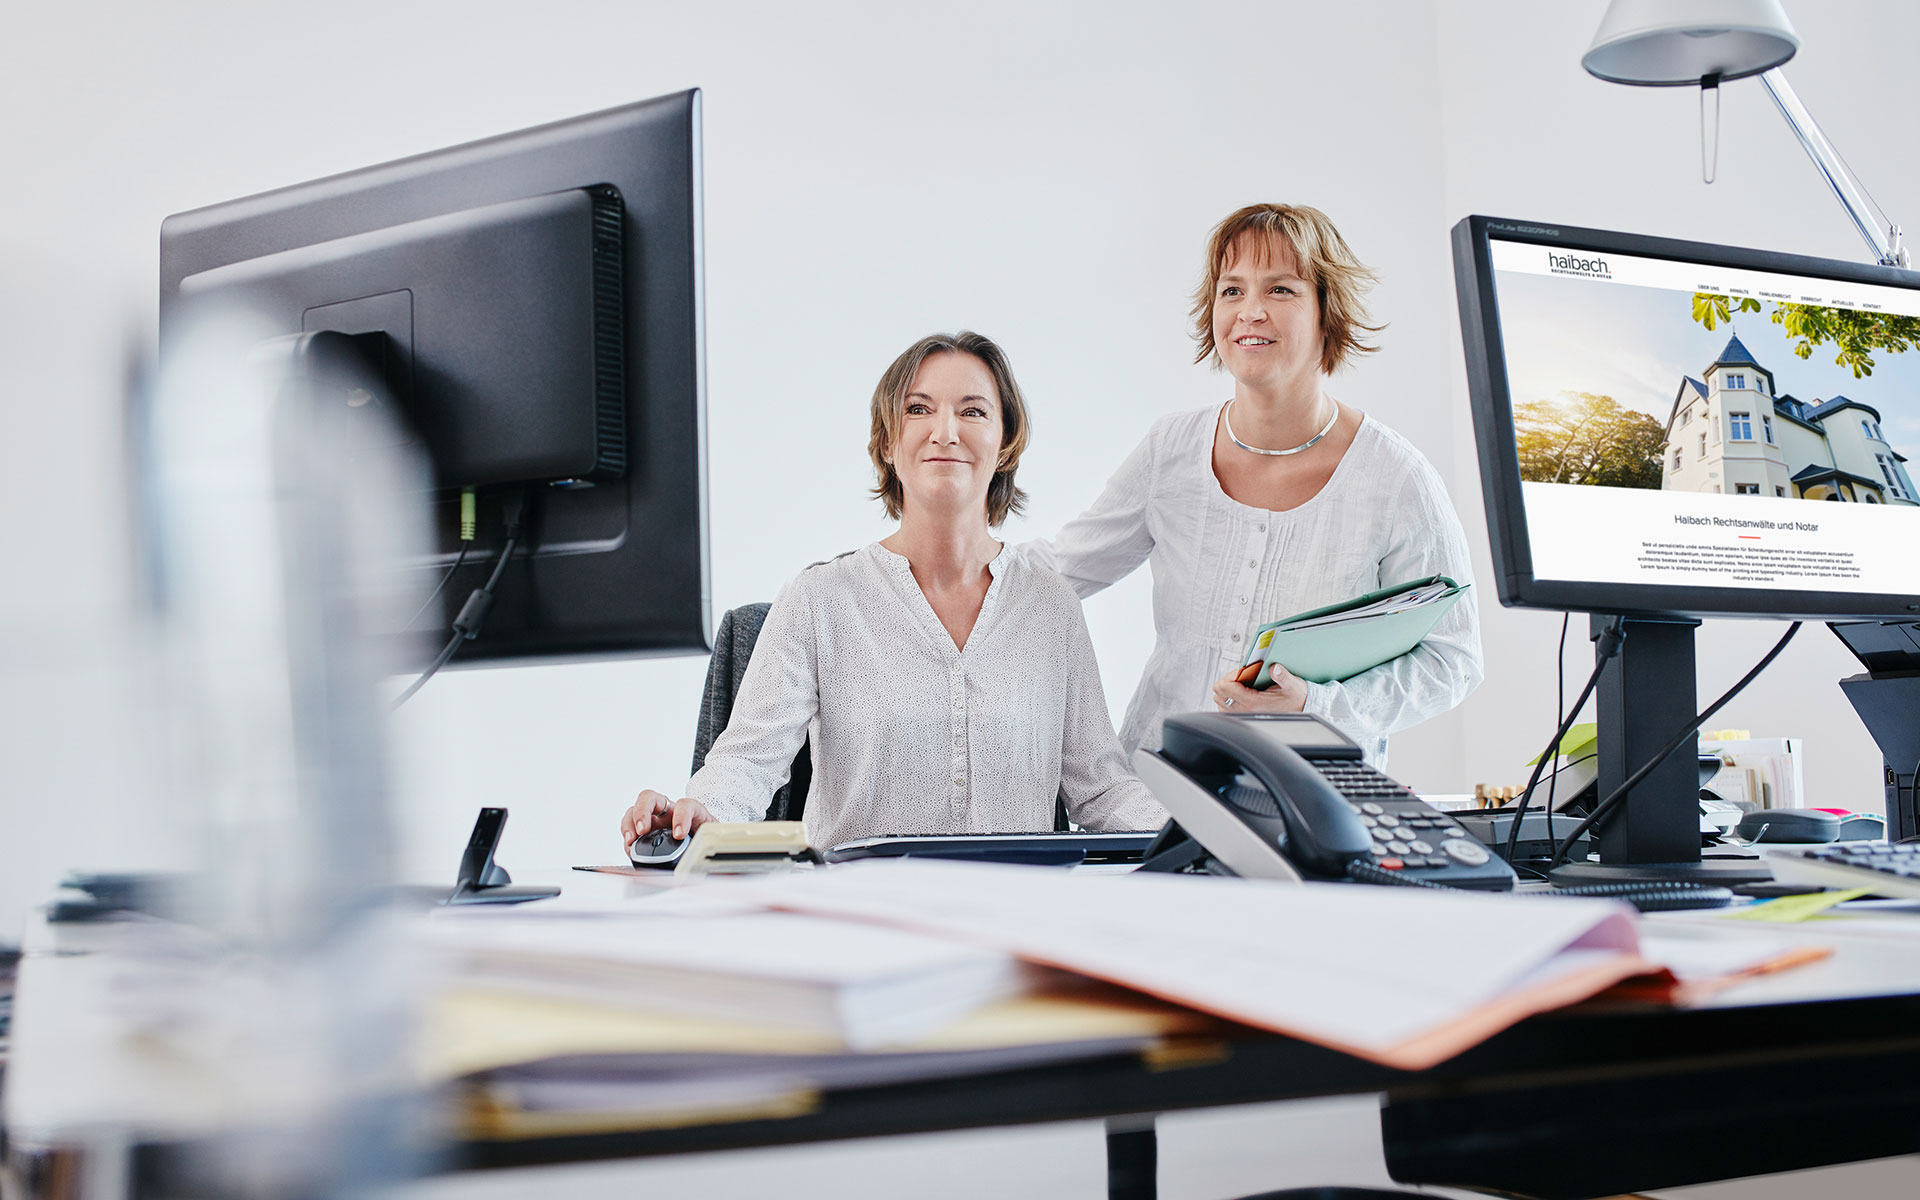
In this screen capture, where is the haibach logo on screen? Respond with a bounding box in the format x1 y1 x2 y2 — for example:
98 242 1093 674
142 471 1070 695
1546 250 1612 279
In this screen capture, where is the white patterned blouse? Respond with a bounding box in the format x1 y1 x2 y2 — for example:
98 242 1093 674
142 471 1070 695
1026 403 1483 768
684 542 1167 848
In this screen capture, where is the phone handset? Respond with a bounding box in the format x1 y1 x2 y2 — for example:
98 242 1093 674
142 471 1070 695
1136 713 1516 891
1135 713 1372 881
1214 730 1374 877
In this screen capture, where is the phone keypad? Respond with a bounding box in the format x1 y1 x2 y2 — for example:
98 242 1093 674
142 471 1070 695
1314 758 1480 873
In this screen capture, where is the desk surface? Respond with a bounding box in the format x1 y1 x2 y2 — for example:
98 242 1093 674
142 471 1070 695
441 876 1920 1197
10 869 1920 1200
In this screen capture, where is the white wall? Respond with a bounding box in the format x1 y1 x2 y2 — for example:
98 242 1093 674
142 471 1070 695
1 1 1911 934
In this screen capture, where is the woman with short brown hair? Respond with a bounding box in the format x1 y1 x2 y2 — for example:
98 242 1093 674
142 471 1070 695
1029 203 1483 768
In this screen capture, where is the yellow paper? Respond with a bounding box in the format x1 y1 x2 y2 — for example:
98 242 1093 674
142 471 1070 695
420 978 1213 1083
1723 889 1870 923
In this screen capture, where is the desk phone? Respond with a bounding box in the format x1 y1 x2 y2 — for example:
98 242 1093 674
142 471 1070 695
1134 712 1516 891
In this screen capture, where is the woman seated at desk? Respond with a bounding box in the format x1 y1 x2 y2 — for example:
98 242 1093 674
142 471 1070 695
620 331 1167 850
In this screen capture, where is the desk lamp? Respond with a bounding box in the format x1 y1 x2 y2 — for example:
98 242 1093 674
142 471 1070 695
1582 0 1909 268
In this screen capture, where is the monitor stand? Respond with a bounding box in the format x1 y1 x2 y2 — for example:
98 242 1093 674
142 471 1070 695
1838 670 1920 843
1547 616 1773 888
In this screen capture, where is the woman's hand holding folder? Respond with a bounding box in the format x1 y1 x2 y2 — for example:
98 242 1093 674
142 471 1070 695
1214 661 1309 714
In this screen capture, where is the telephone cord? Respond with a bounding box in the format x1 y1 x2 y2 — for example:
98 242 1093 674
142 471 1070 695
1344 859 1732 912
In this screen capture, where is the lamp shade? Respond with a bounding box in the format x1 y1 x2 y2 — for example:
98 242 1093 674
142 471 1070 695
1583 0 1799 86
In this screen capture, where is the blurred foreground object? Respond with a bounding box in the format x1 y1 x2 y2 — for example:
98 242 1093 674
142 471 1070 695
5 309 436 1197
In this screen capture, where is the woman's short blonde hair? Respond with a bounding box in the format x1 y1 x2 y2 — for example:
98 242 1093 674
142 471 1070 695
1189 203 1384 374
867 331 1030 526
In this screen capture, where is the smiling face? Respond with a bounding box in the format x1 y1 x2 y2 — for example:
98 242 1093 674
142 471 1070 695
1210 234 1326 393
888 350 1004 518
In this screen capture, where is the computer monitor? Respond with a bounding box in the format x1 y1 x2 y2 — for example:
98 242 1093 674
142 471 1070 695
1452 215 1920 881
158 90 710 667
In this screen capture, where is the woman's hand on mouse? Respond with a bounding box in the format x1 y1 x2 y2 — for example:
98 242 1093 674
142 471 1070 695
1212 664 1308 715
621 790 716 848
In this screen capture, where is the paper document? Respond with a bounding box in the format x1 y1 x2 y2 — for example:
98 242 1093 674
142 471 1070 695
738 859 1650 1070
421 973 1219 1082
1608 926 1833 1004
427 976 1219 1140
1274 578 1457 632
465 1036 1148 1137
422 910 1031 1050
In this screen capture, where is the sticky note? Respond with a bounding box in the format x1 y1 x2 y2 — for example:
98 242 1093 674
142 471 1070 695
1723 889 1871 922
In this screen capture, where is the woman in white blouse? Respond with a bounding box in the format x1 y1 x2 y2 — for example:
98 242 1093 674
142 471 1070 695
620 332 1166 849
1028 204 1483 768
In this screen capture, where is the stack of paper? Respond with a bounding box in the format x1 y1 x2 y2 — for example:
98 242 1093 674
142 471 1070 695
417 882 1249 1137
416 861 1833 1139
431 978 1215 1140
422 910 1032 1051
1275 578 1459 632
736 859 1655 1070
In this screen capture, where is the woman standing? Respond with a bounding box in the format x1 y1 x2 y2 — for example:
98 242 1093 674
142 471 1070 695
1029 204 1481 768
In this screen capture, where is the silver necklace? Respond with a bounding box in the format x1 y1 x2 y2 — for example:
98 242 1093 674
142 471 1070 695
1223 399 1339 457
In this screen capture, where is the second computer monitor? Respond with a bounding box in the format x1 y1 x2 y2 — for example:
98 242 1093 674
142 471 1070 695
1454 216 1920 621
1454 216 1920 880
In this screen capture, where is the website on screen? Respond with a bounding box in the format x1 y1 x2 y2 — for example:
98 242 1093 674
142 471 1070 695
1489 238 1920 596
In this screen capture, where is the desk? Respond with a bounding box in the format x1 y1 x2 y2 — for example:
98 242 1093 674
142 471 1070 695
9 873 1920 1200
441 936 1920 1199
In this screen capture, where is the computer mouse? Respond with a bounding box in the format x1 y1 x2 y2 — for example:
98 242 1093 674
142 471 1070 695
628 829 689 868
1736 808 1841 844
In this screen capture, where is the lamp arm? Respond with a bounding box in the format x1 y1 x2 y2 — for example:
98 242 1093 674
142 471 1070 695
1759 69 1908 268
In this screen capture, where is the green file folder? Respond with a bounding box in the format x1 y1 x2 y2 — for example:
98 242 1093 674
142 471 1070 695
1242 576 1468 688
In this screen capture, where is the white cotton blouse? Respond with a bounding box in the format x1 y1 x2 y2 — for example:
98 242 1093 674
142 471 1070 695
683 542 1168 848
1026 404 1483 768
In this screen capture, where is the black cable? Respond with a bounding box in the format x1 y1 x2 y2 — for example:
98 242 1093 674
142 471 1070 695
1537 880 1734 912
1504 617 1626 864
1525 755 1597 850
1545 613 1570 814
1344 859 1732 911
391 489 529 710
402 541 472 632
1549 622 1803 867
392 628 466 709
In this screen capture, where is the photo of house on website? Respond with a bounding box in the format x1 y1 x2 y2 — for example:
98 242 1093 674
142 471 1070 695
1486 238 1920 596
1660 332 1915 504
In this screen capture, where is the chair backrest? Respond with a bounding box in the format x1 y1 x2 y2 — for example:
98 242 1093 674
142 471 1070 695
691 602 812 823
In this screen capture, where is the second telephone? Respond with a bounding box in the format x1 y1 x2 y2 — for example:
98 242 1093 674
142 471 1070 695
1133 712 1515 891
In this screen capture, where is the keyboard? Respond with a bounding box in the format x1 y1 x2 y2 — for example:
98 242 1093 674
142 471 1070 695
821 832 1158 866
1766 841 1920 899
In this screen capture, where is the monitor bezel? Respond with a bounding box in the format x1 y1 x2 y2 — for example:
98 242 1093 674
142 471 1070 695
1453 214 1920 622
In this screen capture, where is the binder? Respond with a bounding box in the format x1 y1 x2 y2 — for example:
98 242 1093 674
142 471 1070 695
1239 576 1468 688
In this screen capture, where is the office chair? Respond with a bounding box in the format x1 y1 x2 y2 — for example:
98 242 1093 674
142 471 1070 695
693 601 1069 831
693 603 813 822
